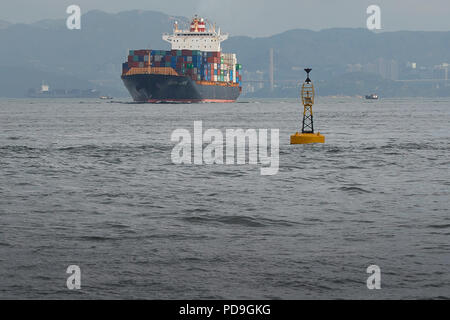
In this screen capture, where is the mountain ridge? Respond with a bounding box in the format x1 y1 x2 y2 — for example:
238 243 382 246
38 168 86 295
0 10 449 97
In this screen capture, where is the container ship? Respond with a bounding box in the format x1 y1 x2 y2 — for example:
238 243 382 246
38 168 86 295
121 16 242 103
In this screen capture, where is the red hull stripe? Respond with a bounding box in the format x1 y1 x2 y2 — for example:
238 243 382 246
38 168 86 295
146 99 236 103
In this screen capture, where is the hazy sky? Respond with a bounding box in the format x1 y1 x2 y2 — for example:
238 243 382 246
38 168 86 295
1 0 450 36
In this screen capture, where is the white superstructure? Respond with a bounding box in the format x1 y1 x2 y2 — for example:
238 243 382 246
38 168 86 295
162 15 228 51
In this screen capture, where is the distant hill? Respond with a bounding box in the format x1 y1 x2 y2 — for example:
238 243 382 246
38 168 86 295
0 10 187 97
224 28 450 80
0 10 449 97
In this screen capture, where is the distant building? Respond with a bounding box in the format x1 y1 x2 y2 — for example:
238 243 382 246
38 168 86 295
241 70 265 95
346 63 362 73
360 58 398 80
363 62 377 74
406 62 417 70
377 58 387 79
388 60 399 80
433 63 449 80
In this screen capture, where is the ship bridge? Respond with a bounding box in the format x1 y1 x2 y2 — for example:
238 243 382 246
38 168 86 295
162 15 228 51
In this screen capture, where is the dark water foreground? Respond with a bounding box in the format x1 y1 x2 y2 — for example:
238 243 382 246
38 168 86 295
0 98 449 299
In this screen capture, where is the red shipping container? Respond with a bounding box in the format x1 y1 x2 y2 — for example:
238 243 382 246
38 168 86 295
128 56 133 63
212 52 220 58
134 49 151 56
182 50 192 56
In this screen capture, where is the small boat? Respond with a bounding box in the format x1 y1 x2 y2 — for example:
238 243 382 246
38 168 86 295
99 96 113 100
365 94 379 100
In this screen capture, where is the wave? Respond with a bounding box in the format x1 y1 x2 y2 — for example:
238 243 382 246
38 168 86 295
181 214 298 228
0 143 172 155
57 144 172 153
427 224 450 229
338 186 372 194
380 142 449 151
0 145 37 152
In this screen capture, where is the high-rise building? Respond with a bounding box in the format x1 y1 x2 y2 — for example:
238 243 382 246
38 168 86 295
388 60 399 80
269 48 274 91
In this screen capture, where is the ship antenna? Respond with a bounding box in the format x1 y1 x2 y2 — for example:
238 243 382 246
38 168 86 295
205 19 212 32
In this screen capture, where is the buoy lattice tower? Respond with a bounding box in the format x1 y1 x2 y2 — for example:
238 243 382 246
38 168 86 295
301 68 314 134
290 68 325 144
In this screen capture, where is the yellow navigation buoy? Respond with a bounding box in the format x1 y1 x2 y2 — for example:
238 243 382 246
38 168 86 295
290 68 325 144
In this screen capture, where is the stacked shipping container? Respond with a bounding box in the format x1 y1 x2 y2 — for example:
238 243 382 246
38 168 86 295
122 49 241 86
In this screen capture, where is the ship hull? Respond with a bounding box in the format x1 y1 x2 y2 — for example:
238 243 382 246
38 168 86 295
121 74 240 103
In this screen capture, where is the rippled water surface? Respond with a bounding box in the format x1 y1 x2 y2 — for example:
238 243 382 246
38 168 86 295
0 97 449 299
